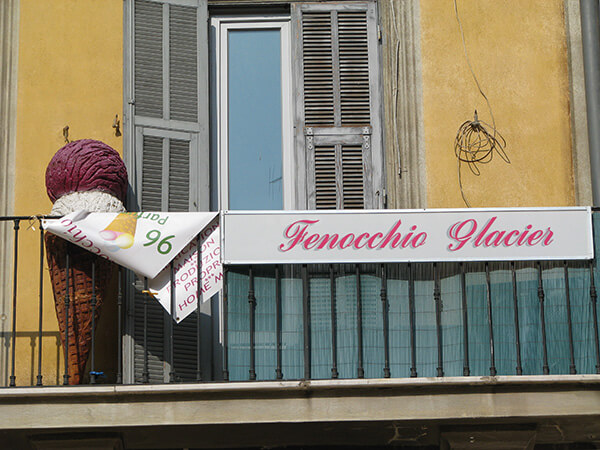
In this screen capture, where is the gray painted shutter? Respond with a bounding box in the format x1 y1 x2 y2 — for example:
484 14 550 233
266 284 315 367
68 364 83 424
129 0 208 383
134 1 163 118
293 2 384 210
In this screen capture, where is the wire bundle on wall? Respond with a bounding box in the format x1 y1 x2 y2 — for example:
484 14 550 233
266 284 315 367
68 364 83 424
454 0 510 207
455 110 509 207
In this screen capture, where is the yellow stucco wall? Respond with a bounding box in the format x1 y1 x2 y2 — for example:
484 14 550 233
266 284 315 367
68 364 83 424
13 0 123 383
421 0 574 208
8 0 578 384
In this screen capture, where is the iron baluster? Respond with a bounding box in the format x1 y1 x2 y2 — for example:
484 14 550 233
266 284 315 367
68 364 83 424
222 267 229 381
275 265 283 380
408 263 417 378
169 262 176 383
36 226 44 386
63 250 70 385
329 264 338 379
511 262 523 375
485 263 497 376
196 234 202 382
142 277 149 384
9 219 19 387
564 261 577 374
537 262 550 375
356 264 364 379
381 264 390 378
590 260 600 374
248 265 256 381
116 267 123 384
434 263 444 377
302 264 311 380
90 260 97 384
460 262 470 376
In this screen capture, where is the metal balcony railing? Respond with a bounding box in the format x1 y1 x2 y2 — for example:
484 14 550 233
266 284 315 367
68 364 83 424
0 216 126 386
1 213 600 388
223 261 600 381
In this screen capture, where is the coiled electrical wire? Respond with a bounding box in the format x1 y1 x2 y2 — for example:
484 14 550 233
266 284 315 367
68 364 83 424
454 0 510 207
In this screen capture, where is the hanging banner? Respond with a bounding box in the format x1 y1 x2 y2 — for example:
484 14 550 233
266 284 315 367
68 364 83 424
148 217 221 322
221 207 594 264
43 211 222 322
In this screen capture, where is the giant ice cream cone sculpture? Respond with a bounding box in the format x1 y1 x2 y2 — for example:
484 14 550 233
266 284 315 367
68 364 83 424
45 140 128 384
45 234 117 384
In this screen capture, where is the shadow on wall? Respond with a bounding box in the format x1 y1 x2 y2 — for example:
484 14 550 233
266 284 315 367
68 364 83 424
1 331 62 386
0 283 120 387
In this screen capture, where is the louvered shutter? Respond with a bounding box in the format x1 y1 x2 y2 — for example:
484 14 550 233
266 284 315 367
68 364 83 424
127 0 208 383
293 2 384 210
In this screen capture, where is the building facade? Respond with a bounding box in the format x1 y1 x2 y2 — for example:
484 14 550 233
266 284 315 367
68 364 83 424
1 0 600 448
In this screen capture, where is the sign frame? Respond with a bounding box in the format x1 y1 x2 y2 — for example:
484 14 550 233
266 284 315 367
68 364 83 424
221 207 594 265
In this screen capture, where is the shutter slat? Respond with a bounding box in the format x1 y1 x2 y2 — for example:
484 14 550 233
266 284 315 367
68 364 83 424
170 5 198 122
314 145 337 209
338 11 370 126
168 139 190 212
341 144 364 209
141 136 163 211
302 12 335 127
135 0 163 118
173 312 199 381
133 287 166 383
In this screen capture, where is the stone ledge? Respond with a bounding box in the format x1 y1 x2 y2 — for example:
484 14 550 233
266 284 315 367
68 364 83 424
0 375 599 431
2 374 600 399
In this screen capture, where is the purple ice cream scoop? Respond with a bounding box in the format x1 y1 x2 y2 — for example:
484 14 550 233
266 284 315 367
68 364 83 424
45 139 128 203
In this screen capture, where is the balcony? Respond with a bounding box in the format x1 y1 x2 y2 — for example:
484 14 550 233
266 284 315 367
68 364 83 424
1 209 600 448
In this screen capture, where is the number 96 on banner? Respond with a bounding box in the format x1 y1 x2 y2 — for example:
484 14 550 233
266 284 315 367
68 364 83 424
144 230 175 255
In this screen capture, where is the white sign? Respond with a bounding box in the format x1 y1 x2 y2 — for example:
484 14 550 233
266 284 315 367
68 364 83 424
43 211 222 322
222 208 594 264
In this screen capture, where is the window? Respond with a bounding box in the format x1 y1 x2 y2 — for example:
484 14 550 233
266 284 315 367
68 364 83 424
126 0 383 213
124 0 384 382
211 16 294 210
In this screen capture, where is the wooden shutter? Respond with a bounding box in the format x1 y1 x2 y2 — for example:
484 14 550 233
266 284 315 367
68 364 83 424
129 0 208 213
293 2 384 210
133 129 200 383
134 1 163 118
126 0 208 383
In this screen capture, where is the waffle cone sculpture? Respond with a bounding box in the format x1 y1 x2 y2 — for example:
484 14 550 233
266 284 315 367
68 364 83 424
45 140 128 384
45 234 117 384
